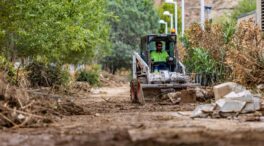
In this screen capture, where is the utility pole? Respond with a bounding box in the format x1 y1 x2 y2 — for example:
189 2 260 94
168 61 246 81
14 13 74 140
181 0 185 37
200 0 205 30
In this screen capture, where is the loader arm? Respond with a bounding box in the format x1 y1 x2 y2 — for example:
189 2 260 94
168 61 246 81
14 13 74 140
132 52 150 83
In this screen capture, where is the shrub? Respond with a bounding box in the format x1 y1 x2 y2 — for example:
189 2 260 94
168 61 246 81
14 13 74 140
26 61 70 87
226 20 264 86
76 71 100 86
185 48 217 74
0 56 16 84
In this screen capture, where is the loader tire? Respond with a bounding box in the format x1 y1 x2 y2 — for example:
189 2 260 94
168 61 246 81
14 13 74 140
136 80 145 105
130 79 145 105
130 80 138 103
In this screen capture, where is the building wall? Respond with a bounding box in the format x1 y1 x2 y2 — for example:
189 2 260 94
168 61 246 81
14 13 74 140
155 0 239 27
185 0 239 27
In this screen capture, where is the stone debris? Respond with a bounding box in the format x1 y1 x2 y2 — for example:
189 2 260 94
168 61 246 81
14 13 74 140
242 97 261 113
192 82 262 119
216 99 246 113
224 91 253 102
213 82 245 100
162 89 196 104
191 104 216 118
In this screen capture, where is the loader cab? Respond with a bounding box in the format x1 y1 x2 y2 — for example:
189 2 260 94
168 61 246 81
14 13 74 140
140 34 177 72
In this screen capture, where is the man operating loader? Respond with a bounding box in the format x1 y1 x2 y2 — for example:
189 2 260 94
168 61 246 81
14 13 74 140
151 41 173 71
150 41 169 63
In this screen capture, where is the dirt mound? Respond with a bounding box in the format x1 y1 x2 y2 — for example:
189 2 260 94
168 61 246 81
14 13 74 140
0 80 84 128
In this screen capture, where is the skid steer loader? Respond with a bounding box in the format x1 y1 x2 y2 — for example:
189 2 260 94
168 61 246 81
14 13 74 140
130 34 198 104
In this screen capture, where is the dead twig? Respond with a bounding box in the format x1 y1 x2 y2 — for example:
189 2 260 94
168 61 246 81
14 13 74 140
0 113 17 127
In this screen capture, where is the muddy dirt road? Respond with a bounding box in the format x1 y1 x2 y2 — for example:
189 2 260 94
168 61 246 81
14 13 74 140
1 84 264 146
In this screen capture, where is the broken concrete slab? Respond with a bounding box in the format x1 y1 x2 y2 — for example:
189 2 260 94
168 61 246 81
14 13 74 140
216 99 246 113
224 90 253 102
213 82 245 100
242 97 261 113
191 104 216 118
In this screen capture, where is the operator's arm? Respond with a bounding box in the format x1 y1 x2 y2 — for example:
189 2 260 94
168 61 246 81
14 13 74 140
150 51 156 63
163 51 169 61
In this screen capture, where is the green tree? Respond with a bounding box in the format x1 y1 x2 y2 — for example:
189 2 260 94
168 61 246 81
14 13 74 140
0 0 110 64
231 0 256 20
102 0 159 74
158 3 182 34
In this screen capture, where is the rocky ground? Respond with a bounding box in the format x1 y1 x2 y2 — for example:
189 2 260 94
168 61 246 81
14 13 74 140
1 83 264 146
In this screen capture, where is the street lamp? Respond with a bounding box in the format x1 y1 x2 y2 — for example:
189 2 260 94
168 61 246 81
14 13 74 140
163 11 174 30
200 0 205 30
181 0 185 37
164 0 177 34
159 20 168 34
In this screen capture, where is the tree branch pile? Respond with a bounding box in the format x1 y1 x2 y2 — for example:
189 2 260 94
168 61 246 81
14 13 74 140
0 79 84 128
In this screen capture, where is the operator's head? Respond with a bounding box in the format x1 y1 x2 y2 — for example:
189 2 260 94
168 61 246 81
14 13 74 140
156 41 162 52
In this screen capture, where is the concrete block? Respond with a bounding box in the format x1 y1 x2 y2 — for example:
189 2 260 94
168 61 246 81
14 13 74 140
216 99 246 113
224 90 253 102
213 82 245 100
191 104 216 118
242 97 261 113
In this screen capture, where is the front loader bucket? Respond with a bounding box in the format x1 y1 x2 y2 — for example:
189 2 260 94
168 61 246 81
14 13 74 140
141 83 199 100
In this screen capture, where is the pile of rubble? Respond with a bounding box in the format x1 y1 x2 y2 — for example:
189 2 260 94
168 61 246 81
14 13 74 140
192 82 263 120
161 87 214 105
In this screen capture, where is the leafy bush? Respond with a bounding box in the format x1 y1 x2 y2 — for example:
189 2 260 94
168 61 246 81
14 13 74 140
185 22 230 80
0 56 16 84
76 71 100 86
184 48 217 74
26 61 70 87
231 0 256 20
76 64 101 86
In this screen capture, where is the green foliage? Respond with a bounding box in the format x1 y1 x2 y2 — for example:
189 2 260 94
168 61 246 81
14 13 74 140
26 61 70 87
101 0 159 74
76 64 101 86
222 22 236 44
179 35 190 49
0 56 16 84
0 0 110 64
231 0 256 20
184 48 217 74
157 3 182 34
76 71 100 86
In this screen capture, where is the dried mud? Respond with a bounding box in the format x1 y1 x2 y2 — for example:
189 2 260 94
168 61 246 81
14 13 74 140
0 84 264 146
